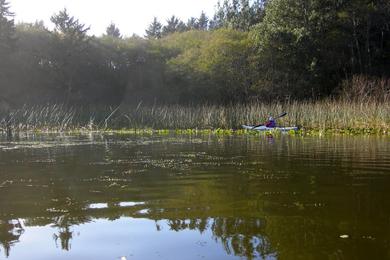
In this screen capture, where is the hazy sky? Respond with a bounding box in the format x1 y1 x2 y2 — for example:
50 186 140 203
9 0 218 37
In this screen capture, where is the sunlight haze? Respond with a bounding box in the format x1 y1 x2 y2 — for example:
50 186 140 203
9 0 218 37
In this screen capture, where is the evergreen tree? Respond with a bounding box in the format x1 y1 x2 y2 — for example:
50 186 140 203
0 0 16 103
251 0 266 24
145 17 162 39
209 2 225 30
162 15 187 36
187 17 198 30
238 0 252 30
198 11 209 30
251 0 390 98
105 22 121 38
50 9 91 101
50 8 90 40
229 0 240 29
177 20 187 33
0 0 15 52
212 0 266 31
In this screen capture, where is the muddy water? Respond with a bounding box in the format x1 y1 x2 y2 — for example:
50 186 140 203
0 134 389 259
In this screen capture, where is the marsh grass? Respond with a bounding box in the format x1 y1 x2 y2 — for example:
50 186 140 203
0 100 389 135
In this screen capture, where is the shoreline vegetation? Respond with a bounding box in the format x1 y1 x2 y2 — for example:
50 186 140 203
1 100 389 136
0 0 389 136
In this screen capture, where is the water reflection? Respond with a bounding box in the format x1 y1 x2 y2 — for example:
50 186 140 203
0 219 24 257
0 134 389 259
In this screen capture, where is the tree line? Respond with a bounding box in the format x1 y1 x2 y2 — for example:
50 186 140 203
0 0 389 106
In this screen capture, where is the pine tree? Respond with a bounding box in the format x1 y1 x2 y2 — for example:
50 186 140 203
212 0 266 31
251 0 266 25
187 17 198 30
105 22 121 38
145 17 162 39
50 9 90 101
50 8 90 39
198 11 209 30
238 0 251 30
0 0 16 102
177 20 187 33
209 2 225 30
162 16 187 36
0 0 15 52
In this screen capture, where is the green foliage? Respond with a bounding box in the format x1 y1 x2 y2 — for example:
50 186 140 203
49 9 93 102
0 0 389 107
11 22 54 103
337 0 390 75
212 0 266 31
250 0 390 99
2 9 128 105
166 29 254 103
250 0 320 98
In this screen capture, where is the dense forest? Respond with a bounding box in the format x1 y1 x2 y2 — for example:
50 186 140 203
0 0 389 106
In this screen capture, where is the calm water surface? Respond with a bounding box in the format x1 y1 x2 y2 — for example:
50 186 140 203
0 133 389 259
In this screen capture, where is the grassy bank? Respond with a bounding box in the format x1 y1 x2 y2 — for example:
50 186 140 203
0 101 389 135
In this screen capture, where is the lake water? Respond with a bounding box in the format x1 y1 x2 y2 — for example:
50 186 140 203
0 133 389 259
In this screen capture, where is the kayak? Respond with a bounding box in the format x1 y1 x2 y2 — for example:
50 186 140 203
242 125 298 131
242 125 298 132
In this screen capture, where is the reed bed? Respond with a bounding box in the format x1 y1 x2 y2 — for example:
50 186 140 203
0 100 389 134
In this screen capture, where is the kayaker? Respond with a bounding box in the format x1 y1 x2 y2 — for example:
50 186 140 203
250 113 286 129
265 116 276 128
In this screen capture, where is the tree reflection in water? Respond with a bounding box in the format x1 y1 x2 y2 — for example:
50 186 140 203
2 194 387 260
0 219 24 257
53 225 73 251
166 217 275 259
0 214 277 259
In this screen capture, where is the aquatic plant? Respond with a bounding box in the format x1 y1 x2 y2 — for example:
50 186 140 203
0 100 389 135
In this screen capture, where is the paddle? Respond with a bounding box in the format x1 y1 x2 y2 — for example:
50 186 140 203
251 112 287 129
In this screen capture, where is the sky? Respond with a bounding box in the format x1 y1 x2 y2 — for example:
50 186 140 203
9 0 218 37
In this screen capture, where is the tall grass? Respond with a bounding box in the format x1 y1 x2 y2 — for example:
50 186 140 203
0 100 389 133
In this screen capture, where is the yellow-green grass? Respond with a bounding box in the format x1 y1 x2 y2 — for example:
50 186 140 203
0 101 389 135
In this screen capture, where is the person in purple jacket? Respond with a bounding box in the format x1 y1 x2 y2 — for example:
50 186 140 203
265 116 276 128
